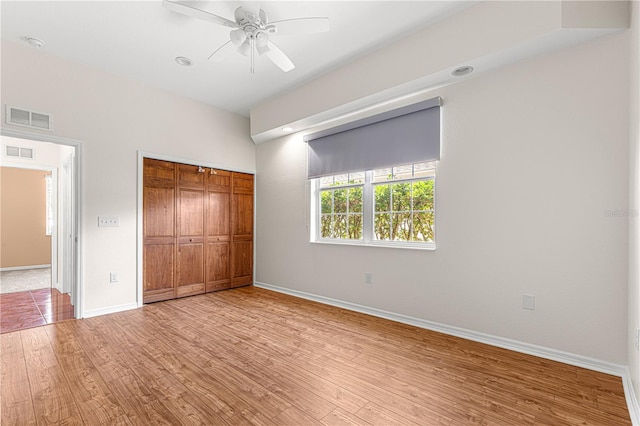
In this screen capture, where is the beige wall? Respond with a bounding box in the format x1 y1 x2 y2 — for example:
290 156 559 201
1 167 51 268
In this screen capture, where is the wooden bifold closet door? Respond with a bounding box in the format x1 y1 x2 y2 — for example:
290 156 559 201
143 158 253 304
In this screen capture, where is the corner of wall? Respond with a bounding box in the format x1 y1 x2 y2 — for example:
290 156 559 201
628 0 640 423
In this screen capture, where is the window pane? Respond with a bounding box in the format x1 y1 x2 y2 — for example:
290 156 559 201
320 190 333 214
320 215 332 238
349 172 365 184
374 213 391 240
392 212 412 241
373 167 392 182
413 212 435 242
393 164 413 180
374 184 390 212
348 187 362 213
348 213 363 239
334 174 349 186
391 182 411 212
333 189 347 213
412 180 434 211
414 162 436 178
320 176 334 187
333 215 347 238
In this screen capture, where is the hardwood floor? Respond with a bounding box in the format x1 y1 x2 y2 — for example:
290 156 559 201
0 288 74 334
0 286 630 425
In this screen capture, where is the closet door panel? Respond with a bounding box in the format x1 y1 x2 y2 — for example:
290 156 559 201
231 240 253 287
144 187 175 237
206 242 230 291
143 159 176 303
205 170 232 292
143 244 175 303
208 170 231 191
232 194 253 237
177 243 205 297
179 189 204 237
230 172 254 288
208 192 230 237
176 164 205 298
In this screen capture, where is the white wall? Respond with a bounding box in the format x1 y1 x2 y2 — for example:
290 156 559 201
1 40 256 314
256 31 630 365
628 0 640 410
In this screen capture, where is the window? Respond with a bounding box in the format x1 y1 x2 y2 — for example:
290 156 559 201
313 161 436 248
319 172 364 240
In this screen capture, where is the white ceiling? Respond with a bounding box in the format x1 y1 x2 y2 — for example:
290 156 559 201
1 1 476 117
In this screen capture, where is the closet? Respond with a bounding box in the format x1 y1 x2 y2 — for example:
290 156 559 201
143 158 253 303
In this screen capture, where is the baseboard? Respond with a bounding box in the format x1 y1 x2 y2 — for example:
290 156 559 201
81 302 138 319
622 368 640 426
0 264 51 272
254 281 627 377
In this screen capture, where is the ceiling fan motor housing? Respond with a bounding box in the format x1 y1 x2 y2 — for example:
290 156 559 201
234 7 268 39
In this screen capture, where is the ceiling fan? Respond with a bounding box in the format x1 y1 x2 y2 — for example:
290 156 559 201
163 1 330 73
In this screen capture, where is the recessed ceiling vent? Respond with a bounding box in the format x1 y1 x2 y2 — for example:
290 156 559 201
5 105 52 131
5 145 35 159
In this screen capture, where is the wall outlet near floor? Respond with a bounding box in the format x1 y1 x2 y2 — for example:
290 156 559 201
364 273 372 285
522 294 535 310
110 272 119 283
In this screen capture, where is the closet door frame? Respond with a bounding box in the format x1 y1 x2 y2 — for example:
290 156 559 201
137 151 255 307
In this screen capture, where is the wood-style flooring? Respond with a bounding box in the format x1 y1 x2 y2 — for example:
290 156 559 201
0 286 631 425
0 288 74 334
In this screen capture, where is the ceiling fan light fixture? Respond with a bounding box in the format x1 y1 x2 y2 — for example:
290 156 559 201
256 43 270 56
230 28 246 47
237 39 251 56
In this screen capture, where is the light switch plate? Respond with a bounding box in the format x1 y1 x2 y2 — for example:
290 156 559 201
98 216 119 227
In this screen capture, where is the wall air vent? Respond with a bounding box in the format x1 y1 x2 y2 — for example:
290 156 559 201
5 105 52 131
5 145 35 159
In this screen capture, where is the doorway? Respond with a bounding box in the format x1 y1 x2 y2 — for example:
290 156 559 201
0 131 81 333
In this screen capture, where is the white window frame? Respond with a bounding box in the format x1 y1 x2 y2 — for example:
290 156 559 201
311 163 436 250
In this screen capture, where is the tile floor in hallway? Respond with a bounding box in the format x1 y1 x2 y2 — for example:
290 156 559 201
0 288 74 334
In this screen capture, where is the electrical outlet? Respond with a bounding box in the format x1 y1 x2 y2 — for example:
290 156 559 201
364 273 372 284
110 272 119 283
522 294 535 310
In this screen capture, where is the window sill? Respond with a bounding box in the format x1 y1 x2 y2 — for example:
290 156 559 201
311 239 436 251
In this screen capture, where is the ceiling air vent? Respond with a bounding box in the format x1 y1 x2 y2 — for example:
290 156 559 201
5 145 35 159
5 105 52 131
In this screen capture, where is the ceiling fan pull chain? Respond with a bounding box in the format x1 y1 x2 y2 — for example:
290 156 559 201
250 37 255 74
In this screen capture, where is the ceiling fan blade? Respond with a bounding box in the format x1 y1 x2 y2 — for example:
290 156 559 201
163 0 239 28
208 39 232 62
264 41 295 72
269 17 329 35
